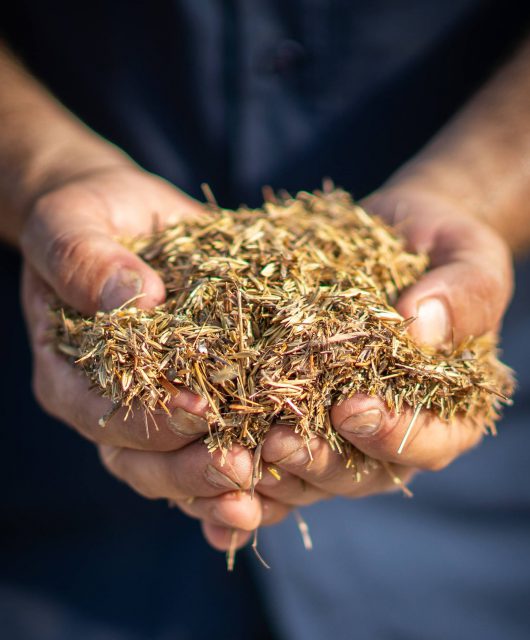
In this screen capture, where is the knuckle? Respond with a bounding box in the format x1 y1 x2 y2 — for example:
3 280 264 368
25 195 111 299
45 229 91 283
167 462 189 497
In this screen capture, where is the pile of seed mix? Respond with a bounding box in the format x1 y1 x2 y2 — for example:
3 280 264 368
54 188 514 478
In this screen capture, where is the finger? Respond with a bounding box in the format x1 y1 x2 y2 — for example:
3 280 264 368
396 226 513 345
19 169 204 315
177 492 290 531
98 441 254 501
261 425 414 496
201 523 252 552
331 393 484 470
257 467 331 506
34 339 210 450
364 192 513 346
23 265 209 450
21 206 166 314
257 454 331 505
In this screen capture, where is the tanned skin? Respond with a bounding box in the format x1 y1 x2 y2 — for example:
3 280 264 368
0 36 527 550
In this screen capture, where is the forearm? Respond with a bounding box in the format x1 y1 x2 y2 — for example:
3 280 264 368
384 35 530 254
0 42 131 245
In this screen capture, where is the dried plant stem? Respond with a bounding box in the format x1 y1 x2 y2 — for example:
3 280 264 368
226 529 238 572
251 443 263 499
381 461 413 498
398 404 423 455
52 188 514 485
293 509 313 551
251 529 271 570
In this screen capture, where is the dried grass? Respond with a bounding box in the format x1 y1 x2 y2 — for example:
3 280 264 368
53 188 514 472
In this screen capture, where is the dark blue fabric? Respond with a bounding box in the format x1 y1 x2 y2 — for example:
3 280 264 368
1 2 530 639
3 0 529 204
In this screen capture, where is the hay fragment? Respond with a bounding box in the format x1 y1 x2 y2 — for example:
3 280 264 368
53 189 514 474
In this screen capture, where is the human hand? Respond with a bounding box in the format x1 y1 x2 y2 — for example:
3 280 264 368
20 165 289 552
255 186 513 511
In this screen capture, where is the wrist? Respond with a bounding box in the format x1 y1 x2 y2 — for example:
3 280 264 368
21 134 132 210
373 163 522 255
0 43 136 244
7 134 133 245
364 179 513 276
364 177 478 228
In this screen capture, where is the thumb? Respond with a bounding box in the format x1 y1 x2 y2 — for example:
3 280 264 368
21 202 166 315
362 190 513 347
395 215 513 347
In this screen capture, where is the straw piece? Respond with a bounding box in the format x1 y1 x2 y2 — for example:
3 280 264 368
52 188 515 477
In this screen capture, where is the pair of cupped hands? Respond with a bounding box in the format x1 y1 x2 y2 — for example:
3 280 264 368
21 164 512 552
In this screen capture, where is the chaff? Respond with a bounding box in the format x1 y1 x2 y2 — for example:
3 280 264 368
53 188 514 476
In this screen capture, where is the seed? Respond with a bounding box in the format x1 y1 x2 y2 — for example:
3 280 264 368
51 188 514 476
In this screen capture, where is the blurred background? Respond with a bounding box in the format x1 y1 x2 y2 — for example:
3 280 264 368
1 2 530 639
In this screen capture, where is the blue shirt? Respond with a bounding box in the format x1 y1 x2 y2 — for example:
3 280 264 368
1 2 529 638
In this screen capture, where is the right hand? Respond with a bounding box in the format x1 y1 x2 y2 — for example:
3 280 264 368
20 164 289 551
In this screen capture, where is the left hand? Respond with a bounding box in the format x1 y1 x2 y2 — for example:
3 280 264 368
19 165 290 554
251 186 513 519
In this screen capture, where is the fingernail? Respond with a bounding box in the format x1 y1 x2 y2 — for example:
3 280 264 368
205 464 241 490
167 408 208 437
339 409 382 437
415 297 450 346
100 269 142 311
